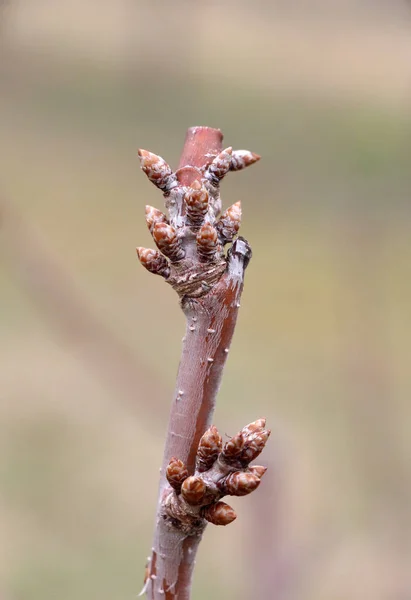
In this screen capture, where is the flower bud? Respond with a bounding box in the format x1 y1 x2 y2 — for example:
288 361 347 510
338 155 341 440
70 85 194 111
181 476 206 505
136 247 170 278
196 223 219 262
241 418 266 437
196 425 222 472
166 457 188 492
145 205 167 233
223 471 260 496
205 147 233 183
184 181 209 225
240 429 271 463
152 222 185 262
216 201 242 243
222 431 245 460
248 465 267 479
230 149 261 171
138 149 176 192
203 501 237 526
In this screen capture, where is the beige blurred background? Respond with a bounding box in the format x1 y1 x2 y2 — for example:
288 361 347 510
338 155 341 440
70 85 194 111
1 1 410 599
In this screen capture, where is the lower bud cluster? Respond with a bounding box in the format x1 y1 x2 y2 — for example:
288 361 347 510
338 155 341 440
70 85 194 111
164 419 270 529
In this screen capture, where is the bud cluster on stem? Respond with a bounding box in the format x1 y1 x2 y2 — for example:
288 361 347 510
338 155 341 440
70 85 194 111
163 419 270 530
136 130 260 299
135 127 264 600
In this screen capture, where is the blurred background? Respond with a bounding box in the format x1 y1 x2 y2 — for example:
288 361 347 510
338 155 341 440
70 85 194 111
1 1 410 599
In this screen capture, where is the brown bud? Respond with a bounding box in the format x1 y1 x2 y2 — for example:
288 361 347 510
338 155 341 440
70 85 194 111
152 222 185 262
203 501 237 526
249 465 267 479
240 429 271 463
241 418 266 437
138 149 176 192
216 201 242 243
223 471 261 496
196 425 222 472
196 223 219 262
184 181 209 225
145 205 167 233
166 457 188 492
206 147 233 182
136 247 170 278
230 149 261 171
181 476 207 505
222 431 245 460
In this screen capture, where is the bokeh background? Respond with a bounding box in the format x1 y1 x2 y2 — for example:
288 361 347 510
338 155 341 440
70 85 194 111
1 1 410 599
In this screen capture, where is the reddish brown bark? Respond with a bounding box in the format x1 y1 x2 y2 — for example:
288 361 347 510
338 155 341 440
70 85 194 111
139 127 258 599
177 126 223 171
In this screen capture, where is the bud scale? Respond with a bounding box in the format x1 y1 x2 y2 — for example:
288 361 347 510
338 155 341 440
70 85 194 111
152 222 185 262
196 223 219 262
216 201 242 243
206 147 233 183
136 247 170 278
184 181 209 225
203 501 237 526
223 471 260 496
145 205 168 233
196 425 222 472
166 457 189 492
230 149 261 171
181 476 207 506
138 149 176 192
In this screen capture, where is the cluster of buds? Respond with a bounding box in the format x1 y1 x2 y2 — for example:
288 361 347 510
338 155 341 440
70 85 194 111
136 139 260 300
163 419 270 530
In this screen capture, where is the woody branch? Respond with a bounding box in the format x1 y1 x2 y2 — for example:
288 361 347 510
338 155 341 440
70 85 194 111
136 126 269 599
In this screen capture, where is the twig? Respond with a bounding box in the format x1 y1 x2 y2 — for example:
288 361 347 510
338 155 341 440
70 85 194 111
136 127 268 599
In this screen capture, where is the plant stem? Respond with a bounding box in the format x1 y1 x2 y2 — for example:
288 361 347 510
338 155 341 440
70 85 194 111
143 128 251 599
